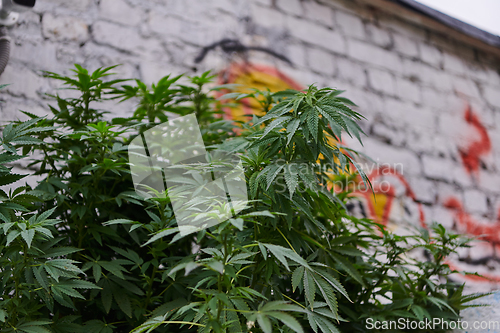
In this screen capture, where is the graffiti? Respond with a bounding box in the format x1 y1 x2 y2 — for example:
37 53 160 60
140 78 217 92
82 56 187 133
459 105 491 175
445 198 500 244
217 62 302 122
351 165 426 229
194 38 292 65
214 59 500 289
443 197 500 285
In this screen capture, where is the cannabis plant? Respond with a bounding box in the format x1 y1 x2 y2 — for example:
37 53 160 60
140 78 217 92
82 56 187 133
0 65 486 333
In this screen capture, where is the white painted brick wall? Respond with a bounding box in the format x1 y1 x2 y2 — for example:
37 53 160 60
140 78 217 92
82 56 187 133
99 0 142 26
420 42 443 68
303 1 334 27
368 68 395 96
392 33 419 58
336 10 365 40
348 40 402 72
42 13 89 43
287 16 346 54
1 0 500 321
464 189 489 214
308 48 336 76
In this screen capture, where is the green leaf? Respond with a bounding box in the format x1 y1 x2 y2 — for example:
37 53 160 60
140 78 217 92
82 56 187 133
307 109 319 141
268 312 304 333
262 116 292 137
0 174 26 186
143 227 179 246
313 275 338 320
286 118 300 145
256 313 272 333
304 270 316 307
266 164 285 189
292 266 305 292
21 229 35 248
113 284 132 317
284 164 299 199
6 230 20 245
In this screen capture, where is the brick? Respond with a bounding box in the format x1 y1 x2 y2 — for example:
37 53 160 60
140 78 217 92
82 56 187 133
401 58 425 81
303 1 333 27
421 87 450 112
396 77 421 104
443 52 466 75
383 98 410 129
251 4 287 28
287 43 307 68
0 65 45 100
483 86 500 109
451 162 474 188
382 15 427 42
468 241 495 261
405 130 436 155
371 123 406 146
367 68 395 96
418 65 453 92
276 0 303 16
336 57 367 87
40 0 91 11
464 189 489 214
11 41 58 71
308 48 335 76
481 172 500 194
431 206 454 229
100 0 142 26
93 21 143 51
345 88 384 122
140 61 182 85
0 99 47 122
336 10 365 40
404 104 436 131
253 0 271 6
366 24 392 49
436 182 463 205
409 177 437 204
42 13 89 43
392 33 419 58
438 112 470 142
362 138 421 176
348 40 402 73
419 43 443 68
287 16 346 54
422 155 456 182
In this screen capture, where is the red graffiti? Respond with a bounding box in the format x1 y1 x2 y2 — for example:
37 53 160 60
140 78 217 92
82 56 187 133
352 165 426 228
446 262 500 284
444 197 500 244
459 106 491 175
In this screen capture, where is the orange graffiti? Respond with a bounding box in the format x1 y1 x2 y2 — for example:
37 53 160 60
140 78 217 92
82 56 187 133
217 62 302 122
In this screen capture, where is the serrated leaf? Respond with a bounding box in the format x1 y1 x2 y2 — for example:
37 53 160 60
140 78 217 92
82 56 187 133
256 313 272 333
307 109 319 141
292 266 305 292
284 164 299 199
268 312 304 333
286 118 300 145
304 270 316 307
21 229 35 248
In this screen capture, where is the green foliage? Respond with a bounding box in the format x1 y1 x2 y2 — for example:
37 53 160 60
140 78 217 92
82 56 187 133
0 65 487 333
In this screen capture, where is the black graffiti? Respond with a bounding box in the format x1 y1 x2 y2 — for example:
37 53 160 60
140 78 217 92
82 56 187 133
194 38 292 65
